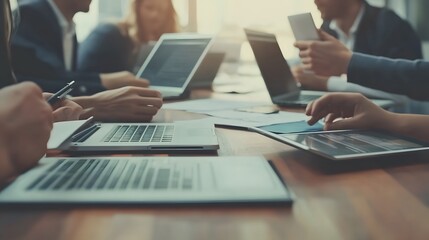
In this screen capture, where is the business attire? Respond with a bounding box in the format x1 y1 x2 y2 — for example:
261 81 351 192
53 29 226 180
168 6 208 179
348 53 429 101
320 1 425 112
321 2 422 60
78 23 135 73
11 0 106 96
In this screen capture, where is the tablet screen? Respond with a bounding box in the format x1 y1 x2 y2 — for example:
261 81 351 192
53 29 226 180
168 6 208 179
138 38 212 88
281 131 429 158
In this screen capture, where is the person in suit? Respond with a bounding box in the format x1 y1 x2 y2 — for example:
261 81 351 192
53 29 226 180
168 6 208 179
294 31 429 101
0 0 81 184
292 0 424 112
11 0 163 122
1 0 81 122
11 0 151 96
319 0 421 59
78 0 179 73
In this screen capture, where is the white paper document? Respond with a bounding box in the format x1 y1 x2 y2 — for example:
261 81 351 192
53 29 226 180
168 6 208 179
163 99 267 112
175 111 309 128
204 110 308 124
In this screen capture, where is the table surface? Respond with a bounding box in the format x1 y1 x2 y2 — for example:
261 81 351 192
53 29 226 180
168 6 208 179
1 89 429 240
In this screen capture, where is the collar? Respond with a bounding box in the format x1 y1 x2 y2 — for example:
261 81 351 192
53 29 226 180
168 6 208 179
46 0 75 35
329 4 365 37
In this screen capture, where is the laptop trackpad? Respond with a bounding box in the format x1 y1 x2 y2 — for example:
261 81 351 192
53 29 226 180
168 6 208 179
213 161 275 190
186 128 213 137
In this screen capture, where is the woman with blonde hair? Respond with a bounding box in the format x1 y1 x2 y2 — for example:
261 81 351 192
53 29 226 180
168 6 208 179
78 0 179 73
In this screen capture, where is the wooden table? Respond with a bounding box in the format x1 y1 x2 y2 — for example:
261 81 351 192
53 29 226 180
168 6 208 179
1 89 429 240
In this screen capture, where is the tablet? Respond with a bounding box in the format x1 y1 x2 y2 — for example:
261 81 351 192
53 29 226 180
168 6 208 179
288 13 320 41
136 34 214 99
252 128 429 160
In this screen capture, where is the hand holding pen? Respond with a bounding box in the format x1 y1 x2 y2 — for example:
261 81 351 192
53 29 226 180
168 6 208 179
44 81 83 121
47 81 75 105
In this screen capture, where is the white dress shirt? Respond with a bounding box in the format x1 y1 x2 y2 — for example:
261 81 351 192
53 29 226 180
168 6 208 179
47 0 76 71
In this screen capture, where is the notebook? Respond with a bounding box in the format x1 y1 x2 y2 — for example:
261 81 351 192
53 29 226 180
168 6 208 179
251 128 429 160
49 118 219 152
0 156 293 204
136 33 214 99
244 29 393 108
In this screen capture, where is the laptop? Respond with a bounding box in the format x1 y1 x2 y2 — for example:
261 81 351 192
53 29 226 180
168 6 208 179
251 128 429 160
50 119 219 152
136 33 214 99
244 29 393 108
0 156 294 205
188 52 225 89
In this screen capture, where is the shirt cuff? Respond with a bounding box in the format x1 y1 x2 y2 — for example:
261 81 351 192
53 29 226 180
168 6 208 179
327 75 348 92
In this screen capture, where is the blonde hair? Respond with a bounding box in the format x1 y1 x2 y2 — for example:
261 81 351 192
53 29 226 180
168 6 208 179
2 0 11 46
119 0 179 45
1 0 16 87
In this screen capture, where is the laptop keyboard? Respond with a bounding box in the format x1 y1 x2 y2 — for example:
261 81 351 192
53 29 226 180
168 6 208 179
27 159 197 191
103 125 175 143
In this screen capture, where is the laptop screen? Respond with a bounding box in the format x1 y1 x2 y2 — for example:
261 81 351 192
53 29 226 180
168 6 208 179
137 37 212 88
245 30 300 97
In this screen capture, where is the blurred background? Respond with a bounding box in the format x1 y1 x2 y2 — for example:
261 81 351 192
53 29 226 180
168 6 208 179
73 0 429 59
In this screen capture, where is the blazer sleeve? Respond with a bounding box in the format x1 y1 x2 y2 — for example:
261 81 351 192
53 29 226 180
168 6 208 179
348 53 429 101
12 38 106 96
14 73 104 96
78 23 133 73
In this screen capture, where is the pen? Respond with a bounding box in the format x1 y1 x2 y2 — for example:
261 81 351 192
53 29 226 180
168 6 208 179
47 81 75 105
71 123 101 142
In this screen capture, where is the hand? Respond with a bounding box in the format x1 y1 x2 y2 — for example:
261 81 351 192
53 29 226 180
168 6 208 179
291 66 329 91
306 93 392 131
294 31 353 76
78 86 163 122
43 93 83 122
100 71 150 90
0 82 53 182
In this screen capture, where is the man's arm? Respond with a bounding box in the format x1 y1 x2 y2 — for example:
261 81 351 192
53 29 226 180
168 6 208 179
348 53 429 101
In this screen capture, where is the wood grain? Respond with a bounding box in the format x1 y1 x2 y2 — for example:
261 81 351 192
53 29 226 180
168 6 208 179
2 89 429 240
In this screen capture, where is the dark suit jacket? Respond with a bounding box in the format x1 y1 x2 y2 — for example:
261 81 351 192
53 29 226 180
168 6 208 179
321 1 423 60
78 23 135 73
321 1 425 100
11 0 106 95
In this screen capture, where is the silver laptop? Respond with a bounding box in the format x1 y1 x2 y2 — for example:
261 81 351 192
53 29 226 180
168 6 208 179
251 128 429 160
0 156 293 204
53 120 219 152
188 52 225 89
244 29 393 108
136 34 214 99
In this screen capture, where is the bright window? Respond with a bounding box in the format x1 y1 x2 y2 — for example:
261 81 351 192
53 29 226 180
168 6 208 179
74 0 390 58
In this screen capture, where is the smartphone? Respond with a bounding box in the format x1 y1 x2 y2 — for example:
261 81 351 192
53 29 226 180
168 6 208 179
288 13 320 41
